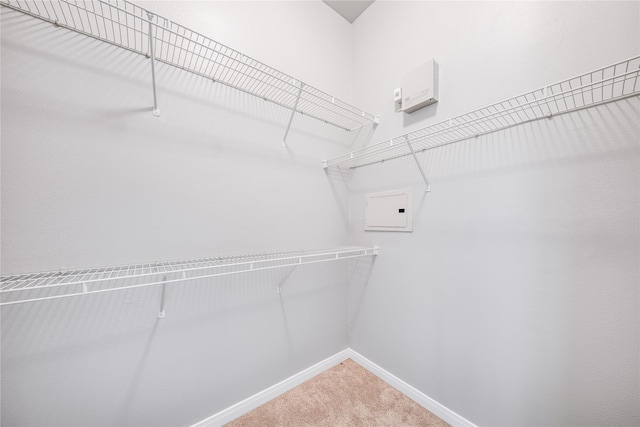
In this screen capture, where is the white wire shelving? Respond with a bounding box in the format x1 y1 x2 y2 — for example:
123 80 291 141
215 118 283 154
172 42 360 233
0 247 378 308
1 0 378 135
323 56 640 174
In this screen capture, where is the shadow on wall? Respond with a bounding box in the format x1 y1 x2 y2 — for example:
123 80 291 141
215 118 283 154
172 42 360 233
347 256 377 333
1 264 343 363
1 10 352 154
341 98 639 193
324 166 352 228
345 95 639 426
0 262 353 425
403 102 439 128
349 121 379 151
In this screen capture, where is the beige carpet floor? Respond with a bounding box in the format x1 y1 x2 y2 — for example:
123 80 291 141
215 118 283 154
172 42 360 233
226 359 451 427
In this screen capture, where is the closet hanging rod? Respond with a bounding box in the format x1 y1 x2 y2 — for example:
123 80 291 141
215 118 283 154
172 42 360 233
1 0 378 132
323 55 640 169
0 247 378 306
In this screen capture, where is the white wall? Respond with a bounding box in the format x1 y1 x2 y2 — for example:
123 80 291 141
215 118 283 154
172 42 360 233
1 2 356 425
348 2 639 426
3 1 639 426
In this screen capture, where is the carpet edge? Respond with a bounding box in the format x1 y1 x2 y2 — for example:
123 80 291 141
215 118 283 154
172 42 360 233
191 348 478 427
346 349 478 427
191 349 352 427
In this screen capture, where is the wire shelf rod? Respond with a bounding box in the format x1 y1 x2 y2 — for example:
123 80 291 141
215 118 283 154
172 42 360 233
323 56 640 169
0 247 378 306
54 2 310 98
1 0 377 131
1 247 375 293
360 74 636 161
349 70 636 159
364 65 632 159
342 91 640 170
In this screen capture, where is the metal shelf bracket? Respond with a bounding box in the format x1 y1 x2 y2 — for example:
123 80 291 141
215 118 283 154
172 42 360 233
283 82 304 147
276 265 298 293
405 136 431 192
158 274 167 318
147 12 160 117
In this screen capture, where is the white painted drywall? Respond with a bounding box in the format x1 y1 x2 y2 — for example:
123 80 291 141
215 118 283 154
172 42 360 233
1 2 357 425
348 2 639 426
4 2 639 426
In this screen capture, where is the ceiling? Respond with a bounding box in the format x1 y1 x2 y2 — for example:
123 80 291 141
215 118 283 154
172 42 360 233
322 1 375 23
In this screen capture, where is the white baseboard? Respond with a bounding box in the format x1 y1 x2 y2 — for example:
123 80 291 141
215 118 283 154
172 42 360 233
346 349 477 427
192 348 477 427
191 349 351 427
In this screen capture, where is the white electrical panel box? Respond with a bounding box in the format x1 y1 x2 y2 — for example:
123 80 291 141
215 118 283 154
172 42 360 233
400 59 439 113
365 189 413 232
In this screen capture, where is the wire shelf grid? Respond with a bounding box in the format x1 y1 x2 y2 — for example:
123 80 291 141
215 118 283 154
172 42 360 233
1 0 377 131
0 247 378 306
324 56 640 169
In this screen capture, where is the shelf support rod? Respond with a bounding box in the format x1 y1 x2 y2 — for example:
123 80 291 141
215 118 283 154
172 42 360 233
277 266 297 293
405 136 431 192
283 82 304 147
147 12 160 117
158 274 167 318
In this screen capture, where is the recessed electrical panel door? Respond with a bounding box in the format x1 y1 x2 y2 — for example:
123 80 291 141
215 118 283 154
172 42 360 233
365 189 413 232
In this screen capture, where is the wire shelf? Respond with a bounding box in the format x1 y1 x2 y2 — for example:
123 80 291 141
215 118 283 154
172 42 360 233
1 0 377 132
0 247 378 306
324 56 640 169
